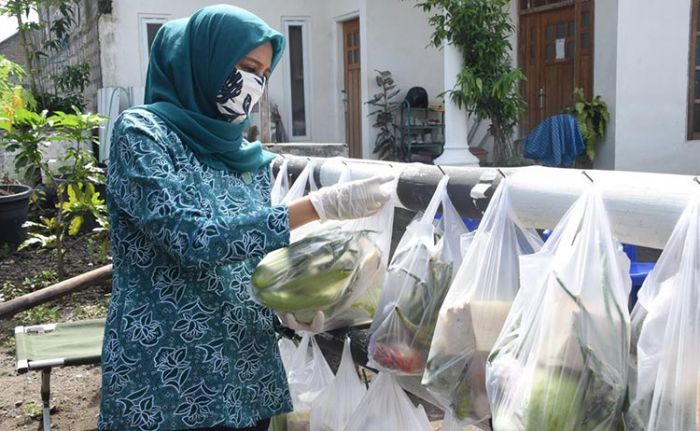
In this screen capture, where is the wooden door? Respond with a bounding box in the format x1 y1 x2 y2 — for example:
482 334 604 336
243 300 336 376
519 1 594 134
343 19 362 158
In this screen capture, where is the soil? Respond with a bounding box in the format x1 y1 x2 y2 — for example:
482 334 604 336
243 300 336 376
0 234 111 431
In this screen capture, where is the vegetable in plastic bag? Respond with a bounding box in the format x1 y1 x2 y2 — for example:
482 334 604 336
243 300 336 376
368 176 468 375
344 372 433 431
423 179 542 426
486 185 631 431
252 164 395 332
625 194 700 431
310 337 367 431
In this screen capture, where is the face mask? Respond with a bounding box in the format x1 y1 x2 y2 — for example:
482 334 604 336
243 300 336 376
216 67 266 124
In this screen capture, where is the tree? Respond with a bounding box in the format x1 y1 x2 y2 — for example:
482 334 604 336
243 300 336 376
416 0 525 166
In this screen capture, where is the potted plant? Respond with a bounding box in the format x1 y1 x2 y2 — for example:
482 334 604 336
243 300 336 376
566 88 610 169
0 182 33 247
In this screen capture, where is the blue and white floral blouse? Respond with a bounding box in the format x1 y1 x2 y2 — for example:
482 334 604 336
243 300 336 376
98 109 293 430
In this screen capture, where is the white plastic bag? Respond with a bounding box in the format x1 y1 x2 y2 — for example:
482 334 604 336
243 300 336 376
367 176 468 375
423 179 542 426
486 185 631 431
271 157 290 205
309 337 366 431
279 337 298 374
253 165 396 333
287 334 334 411
625 194 700 431
344 372 433 431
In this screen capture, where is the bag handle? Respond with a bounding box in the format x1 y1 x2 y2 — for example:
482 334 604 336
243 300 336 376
421 175 450 224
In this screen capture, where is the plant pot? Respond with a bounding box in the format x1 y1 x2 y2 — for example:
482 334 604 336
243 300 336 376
0 184 33 247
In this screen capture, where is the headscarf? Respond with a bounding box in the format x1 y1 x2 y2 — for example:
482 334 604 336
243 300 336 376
140 4 285 173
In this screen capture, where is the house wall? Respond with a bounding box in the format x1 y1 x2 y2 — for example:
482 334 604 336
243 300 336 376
612 0 700 174
98 0 444 158
0 33 28 70
593 0 618 170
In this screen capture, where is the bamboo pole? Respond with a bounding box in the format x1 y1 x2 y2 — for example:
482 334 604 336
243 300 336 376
0 264 112 320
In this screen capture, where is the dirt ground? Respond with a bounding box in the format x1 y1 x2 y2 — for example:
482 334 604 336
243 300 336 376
0 235 110 431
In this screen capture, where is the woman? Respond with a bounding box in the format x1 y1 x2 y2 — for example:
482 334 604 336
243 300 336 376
98 5 390 431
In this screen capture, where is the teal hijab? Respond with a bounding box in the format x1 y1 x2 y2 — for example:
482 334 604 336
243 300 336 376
141 5 285 173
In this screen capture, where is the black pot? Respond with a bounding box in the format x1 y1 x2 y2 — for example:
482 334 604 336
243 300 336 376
0 184 33 247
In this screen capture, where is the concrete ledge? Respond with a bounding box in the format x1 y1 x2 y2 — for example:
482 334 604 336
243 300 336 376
264 142 348 158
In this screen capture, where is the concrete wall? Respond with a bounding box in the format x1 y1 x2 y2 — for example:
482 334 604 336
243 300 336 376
592 0 618 170
358 0 444 158
612 0 700 174
32 0 103 112
0 33 28 70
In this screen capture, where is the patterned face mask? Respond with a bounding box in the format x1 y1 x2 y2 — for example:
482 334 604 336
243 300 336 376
216 67 266 124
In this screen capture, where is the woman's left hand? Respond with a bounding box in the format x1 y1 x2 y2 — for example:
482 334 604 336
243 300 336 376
278 310 326 333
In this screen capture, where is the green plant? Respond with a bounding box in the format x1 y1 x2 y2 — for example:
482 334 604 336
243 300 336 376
367 70 402 160
416 0 525 166
0 0 85 109
21 183 106 278
0 55 34 119
0 108 54 185
565 88 609 162
23 400 43 419
23 304 61 324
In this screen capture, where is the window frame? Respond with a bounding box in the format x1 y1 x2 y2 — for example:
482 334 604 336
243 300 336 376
688 0 700 140
282 18 312 141
139 16 169 83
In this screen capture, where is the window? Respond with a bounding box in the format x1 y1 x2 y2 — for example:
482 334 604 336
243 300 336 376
283 19 311 140
140 17 168 81
689 0 700 139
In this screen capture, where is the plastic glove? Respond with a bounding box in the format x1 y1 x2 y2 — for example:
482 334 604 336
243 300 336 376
308 175 394 221
279 311 326 333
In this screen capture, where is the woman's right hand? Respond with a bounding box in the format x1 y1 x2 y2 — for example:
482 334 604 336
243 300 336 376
308 175 394 221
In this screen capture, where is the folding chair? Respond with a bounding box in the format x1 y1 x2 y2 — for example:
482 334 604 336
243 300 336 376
15 319 105 431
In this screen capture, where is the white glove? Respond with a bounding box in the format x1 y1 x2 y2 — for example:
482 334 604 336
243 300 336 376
308 175 394 221
279 311 326 333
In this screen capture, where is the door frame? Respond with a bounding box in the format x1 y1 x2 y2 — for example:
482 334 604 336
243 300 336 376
518 0 595 135
340 17 363 158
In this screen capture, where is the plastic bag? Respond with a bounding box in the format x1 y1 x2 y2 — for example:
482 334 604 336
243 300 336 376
309 337 366 431
270 334 334 431
486 185 631 431
625 194 700 431
252 165 395 332
367 176 468 375
279 337 298 373
271 157 290 205
344 372 433 431
423 179 542 425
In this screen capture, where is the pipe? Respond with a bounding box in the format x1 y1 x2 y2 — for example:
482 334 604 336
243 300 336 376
0 264 113 320
273 155 700 249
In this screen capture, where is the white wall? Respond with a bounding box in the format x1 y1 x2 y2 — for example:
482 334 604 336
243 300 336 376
99 0 341 143
593 0 618 170
360 0 445 158
99 0 444 159
613 0 700 174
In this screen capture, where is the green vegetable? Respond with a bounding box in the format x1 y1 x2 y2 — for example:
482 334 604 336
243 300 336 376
252 228 383 323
